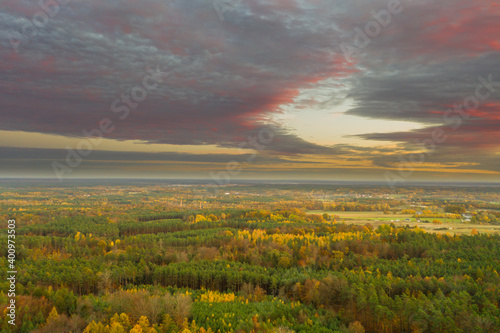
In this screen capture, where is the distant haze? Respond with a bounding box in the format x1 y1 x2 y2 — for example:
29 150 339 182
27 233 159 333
1 0 499 182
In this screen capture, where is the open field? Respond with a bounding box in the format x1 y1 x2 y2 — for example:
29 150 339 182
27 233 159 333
307 210 500 235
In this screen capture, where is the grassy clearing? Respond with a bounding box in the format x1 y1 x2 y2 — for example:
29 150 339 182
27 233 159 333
307 210 500 235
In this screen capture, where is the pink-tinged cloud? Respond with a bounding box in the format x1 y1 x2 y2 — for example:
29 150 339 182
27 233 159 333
1 0 358 155
1 0 500 176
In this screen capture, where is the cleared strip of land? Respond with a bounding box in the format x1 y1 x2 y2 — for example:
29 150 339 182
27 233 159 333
307 210 500 235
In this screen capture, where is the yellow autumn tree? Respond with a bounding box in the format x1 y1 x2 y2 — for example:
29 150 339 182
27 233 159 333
109 322 126 333
137 316 157 333
110 313 131 331
46 307 59 324
83 321 109 333
129 325 143 333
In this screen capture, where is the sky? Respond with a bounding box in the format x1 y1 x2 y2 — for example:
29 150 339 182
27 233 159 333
1 0 500 183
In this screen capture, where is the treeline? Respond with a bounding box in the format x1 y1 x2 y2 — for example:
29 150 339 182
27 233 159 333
2 217 500 332
304 201 398 212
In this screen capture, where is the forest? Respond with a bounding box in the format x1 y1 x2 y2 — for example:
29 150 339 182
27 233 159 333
1 182 500 332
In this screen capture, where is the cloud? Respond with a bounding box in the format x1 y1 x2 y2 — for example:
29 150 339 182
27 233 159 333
0 0 354 155
336 0 500 168
1 0 500 179
0 146 313 164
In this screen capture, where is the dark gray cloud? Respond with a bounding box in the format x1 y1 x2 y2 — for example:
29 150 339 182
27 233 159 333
0 146 321 165
1 0 499 179
345 54 500 124
0 0 351 155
